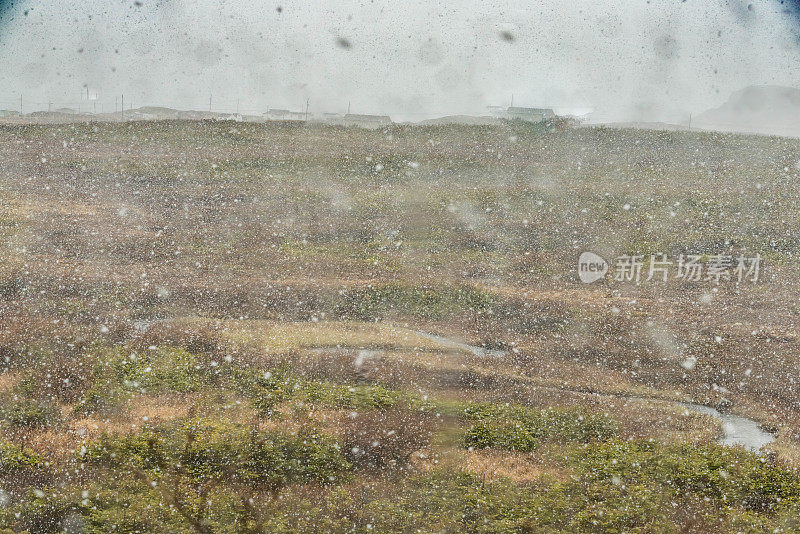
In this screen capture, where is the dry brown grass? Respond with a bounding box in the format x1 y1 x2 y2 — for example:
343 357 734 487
0 372 18 393
335 406 436 469
460 449 560 483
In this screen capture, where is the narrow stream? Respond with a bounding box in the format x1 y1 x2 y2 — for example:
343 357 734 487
418 331 777 453
130 320 776 453
415 331 506 358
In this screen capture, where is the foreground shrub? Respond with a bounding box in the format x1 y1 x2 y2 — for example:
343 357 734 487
0 396 61 429
0 488 83 534
0 441 48 480
83 418 351 490
0 442 51 498
78 418 351 533
572 440 800 513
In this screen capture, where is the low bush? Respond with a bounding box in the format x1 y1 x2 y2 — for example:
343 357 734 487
336 282 494 320
0 442 51 496
83 418 351 490
232 365 416 417
0 488 83 534
572 440 800 513
0 396 61 429
75 345 211 415
463 402 618 451
97 346 209 393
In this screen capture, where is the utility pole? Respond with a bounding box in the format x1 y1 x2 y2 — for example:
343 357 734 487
19 94 22 114
688 113 692 130
48 102 52 112
209 94 212 112
237 99 240 115
121 94 124 121
510 93 514 108
347 101 351 115
305 98 309 122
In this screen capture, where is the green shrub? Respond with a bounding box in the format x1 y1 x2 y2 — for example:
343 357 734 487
75 346 210 415
463 402 618 451
83 418 351 490
336 282 494 320
572 440 800 513
232 365 414 416
0 488 82 534
0 397 60 429
300 382 405 410
0 441 46 477
346 470 674 533
231 365 297 417
102 346 208 393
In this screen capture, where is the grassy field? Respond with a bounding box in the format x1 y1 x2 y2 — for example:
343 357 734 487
1 119 800 532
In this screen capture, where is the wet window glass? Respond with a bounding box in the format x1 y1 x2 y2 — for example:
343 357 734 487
1 1 799 531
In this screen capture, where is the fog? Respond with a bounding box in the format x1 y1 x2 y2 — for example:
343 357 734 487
1 0 798 121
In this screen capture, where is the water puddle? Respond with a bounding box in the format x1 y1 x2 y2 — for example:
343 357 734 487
677 402 775 452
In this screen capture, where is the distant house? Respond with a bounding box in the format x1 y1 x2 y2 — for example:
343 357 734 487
0 110 19 118
263 108 307 122
489 106 556 123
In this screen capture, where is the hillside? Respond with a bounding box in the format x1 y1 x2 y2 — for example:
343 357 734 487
695 85 800 138
1 121 800 531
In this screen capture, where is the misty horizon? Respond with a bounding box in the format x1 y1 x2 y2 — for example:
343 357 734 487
1 0 799 123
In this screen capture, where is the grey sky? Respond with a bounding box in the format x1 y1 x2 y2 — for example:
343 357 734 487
1 0 798 121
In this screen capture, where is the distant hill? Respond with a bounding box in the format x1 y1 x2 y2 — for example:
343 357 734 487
599 121 688 132
694 85 800 138
416 115 503 126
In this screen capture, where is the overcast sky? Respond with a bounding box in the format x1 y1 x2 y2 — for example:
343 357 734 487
0 0 798 121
